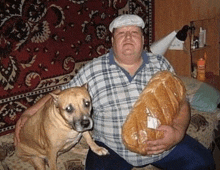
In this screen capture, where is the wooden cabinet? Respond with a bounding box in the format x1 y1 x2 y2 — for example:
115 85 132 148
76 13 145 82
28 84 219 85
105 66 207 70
205 73 220 91
190 17 220 76
154 0 220 77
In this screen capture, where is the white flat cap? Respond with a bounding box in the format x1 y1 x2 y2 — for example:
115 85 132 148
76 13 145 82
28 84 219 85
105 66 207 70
109 14 145 33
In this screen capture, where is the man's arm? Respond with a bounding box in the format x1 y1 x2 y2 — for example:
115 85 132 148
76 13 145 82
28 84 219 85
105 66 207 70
14 88 61 146
145 100 191 155
172 100 191 142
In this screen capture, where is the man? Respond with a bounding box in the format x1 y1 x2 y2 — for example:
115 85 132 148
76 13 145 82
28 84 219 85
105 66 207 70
15 14 215 169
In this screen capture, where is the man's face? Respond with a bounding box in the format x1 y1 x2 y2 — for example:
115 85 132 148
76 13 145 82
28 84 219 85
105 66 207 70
112 25 144 62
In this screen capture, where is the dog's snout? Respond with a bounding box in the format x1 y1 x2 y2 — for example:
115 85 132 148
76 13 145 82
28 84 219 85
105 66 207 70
81 119 90 128
74 115 93 132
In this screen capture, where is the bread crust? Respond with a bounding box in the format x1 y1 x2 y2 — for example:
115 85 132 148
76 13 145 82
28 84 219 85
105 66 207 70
122 71 186 155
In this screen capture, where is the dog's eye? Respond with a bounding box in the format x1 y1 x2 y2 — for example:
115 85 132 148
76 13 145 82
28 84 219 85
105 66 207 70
65 105 74 113
84 100 90 108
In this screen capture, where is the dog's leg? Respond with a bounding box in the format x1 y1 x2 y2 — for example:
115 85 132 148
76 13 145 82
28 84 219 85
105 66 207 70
83 131 109 155
47 149 59 170
29 157 46 170
16 145 46 170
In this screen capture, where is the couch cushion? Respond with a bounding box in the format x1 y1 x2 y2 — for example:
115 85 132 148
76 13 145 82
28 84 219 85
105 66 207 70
179 76 220 112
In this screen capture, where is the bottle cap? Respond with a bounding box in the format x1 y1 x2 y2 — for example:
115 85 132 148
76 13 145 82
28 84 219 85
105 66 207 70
197 58 205 66
200 27 203 32
198 59 205 65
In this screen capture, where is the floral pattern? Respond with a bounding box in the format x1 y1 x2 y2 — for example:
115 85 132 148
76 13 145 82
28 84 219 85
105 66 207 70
0 0 154 136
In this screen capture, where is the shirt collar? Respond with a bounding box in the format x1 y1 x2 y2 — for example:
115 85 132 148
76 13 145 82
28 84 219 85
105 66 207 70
109 48 149 65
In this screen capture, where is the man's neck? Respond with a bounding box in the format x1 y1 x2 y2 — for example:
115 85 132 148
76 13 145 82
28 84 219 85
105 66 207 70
115 57 143 76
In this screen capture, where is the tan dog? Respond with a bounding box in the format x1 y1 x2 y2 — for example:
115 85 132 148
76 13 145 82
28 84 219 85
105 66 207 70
16 85 108 170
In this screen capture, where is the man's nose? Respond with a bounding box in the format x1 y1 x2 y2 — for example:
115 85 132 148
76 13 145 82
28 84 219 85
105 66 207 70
125 31 131 38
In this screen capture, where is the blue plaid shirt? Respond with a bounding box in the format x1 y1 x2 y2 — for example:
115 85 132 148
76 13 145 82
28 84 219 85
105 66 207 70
61 49 175 166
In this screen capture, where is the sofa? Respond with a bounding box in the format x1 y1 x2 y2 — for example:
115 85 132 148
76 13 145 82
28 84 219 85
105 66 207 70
0 61 220 170
1 1 220 169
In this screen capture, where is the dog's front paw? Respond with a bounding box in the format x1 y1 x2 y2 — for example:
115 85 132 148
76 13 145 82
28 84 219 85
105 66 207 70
93 146 109 156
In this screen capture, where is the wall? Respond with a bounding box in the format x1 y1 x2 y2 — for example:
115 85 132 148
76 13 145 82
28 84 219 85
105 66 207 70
154 0 220 76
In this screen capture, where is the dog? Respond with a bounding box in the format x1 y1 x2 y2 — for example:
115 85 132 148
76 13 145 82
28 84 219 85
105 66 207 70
16 84 108 170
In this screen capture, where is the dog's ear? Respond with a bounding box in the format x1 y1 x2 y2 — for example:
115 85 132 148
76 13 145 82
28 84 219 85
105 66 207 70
49 93 59 107
82 83 88 90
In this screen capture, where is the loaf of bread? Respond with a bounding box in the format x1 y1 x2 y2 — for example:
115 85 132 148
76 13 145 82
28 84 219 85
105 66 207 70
122 71 186 155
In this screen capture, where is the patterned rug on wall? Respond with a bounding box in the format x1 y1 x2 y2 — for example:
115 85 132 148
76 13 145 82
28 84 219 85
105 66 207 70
0 0 154 136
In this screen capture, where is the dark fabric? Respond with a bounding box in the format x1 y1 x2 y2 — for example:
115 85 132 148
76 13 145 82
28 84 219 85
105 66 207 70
86 135 215 170
85 141 133 170
152 135 215 170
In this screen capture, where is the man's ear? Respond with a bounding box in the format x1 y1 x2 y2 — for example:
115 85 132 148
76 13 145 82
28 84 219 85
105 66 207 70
111 37 114 44
49 93 59 107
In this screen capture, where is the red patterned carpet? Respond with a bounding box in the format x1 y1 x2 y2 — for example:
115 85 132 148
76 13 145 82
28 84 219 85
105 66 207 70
0 0 154 136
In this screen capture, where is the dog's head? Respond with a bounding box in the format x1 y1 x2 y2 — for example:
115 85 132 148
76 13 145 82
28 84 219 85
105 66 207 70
50 84 93 132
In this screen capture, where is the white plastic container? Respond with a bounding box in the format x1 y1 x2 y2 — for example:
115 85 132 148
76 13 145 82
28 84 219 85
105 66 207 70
203 29 206 46
199 27 204 48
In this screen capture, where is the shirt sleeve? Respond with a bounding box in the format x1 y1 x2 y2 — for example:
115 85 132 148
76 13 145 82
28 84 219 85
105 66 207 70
158 54 175 73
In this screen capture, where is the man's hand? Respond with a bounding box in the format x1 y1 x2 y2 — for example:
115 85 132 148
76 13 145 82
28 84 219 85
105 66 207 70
144 125 183 155
144 101 190 155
